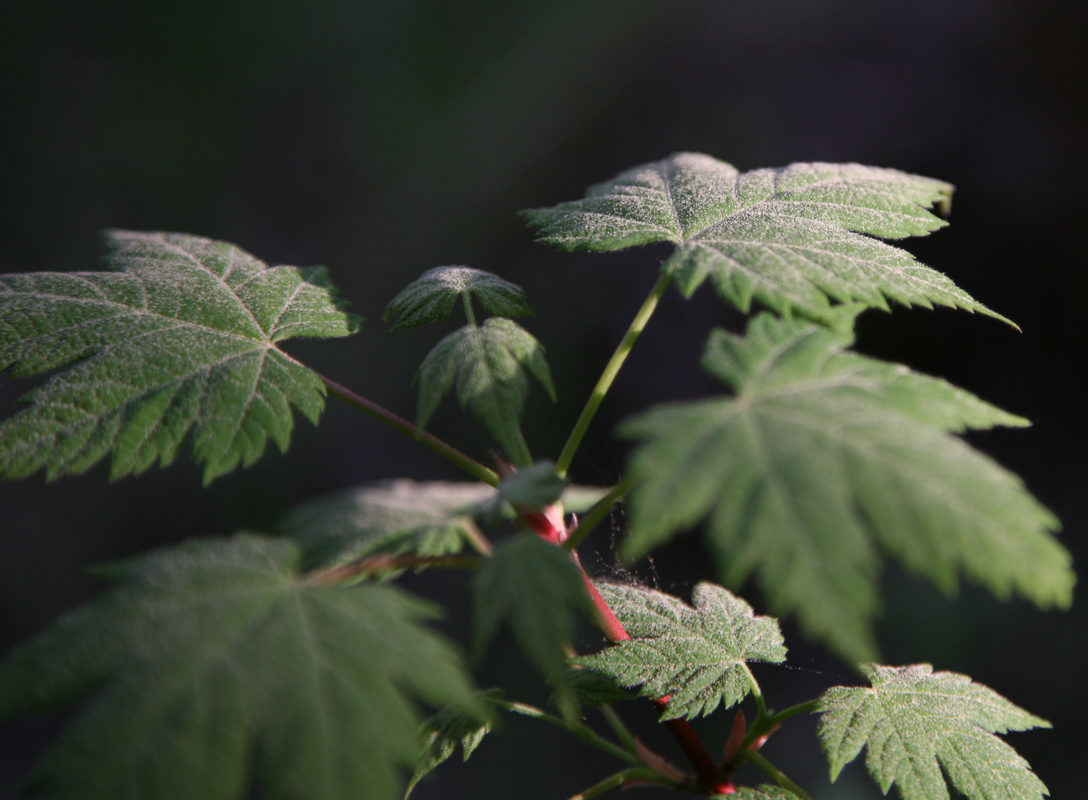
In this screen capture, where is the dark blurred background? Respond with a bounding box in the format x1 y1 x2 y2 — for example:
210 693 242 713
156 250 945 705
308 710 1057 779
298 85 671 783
1 1 1084 798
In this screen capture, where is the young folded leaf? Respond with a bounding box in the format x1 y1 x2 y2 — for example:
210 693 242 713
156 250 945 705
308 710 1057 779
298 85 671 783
523 153 1010 328
620 313 1071 662
0 535 482 800
279 479 497 572
817 664 1049 800
416 317 555 466
384 266 533 330
473 535 594 718
406 695 495 797
574 582 786 720
0 231 362 484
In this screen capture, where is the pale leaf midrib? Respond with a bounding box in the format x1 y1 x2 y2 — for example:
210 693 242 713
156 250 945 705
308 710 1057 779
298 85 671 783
0 287 270 359
143 234 267 340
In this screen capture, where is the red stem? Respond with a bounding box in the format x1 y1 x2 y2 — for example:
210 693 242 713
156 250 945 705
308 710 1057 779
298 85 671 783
531 513 733 794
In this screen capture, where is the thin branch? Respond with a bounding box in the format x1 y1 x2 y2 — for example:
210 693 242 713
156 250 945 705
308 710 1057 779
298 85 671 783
739 699 818 755
318 373 500 486
568 767 663 800
598 704 637 755
555 273 671 477
490 699 639 767
459 518 495 556
738 751 814 800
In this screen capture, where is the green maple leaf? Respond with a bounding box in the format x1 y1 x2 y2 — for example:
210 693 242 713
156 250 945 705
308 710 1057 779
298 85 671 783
416 318 555 465
0 535 482 800
553 668 634 712
523 152 1009 328
279 479 497 572
473 535 594 717
405 694 496 797
384 266 533 330
0 231 361 484
818 664 1050 800
574 582 785 720
619 313 1070 662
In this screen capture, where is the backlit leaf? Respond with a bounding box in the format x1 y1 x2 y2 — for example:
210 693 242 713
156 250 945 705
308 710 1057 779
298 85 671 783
279 479 495 573
385 266 532 330
620 314 1070 662
575 582 785 720
473 535 593 717
405 694 496 797
523 153 1009 328
416 318 555 465
0 535 481 800
818 664 1049 800
0 231 361 484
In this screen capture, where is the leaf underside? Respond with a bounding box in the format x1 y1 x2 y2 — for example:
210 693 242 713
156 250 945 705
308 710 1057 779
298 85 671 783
557 667 635 711
620 314 1070 662
384 266 532 330
406 698 494 797
0 231 362 484
818 663 1050 800
0 535 481 800
523 152 1010 329
473 535 594 717
416 317 555 464
575 581 785 720
278 479 497 573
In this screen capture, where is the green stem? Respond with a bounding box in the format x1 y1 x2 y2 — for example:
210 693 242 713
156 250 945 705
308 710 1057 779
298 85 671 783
555 273 671 477
598 704 637 754
741 663 767 716
738 751 813 800
563 475 637 551
767 699 819 726
318 374 500 486
490 699 639 767
462 293 477 326
506 424 534 468
459 518 495 556
569 767 662 800
739 698 818 755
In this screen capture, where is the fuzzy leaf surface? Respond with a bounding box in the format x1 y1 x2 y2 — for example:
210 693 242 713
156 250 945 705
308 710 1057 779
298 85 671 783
575 582 785 720
818 664 1049 800
416 318 555 464
0 231 361 483
384 266 532 330
406 695 495 797
620 314 1070 662
523 153 1008 327
0 535 481 800
473 535 593 716
279 479 496 572
555 668 634 712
